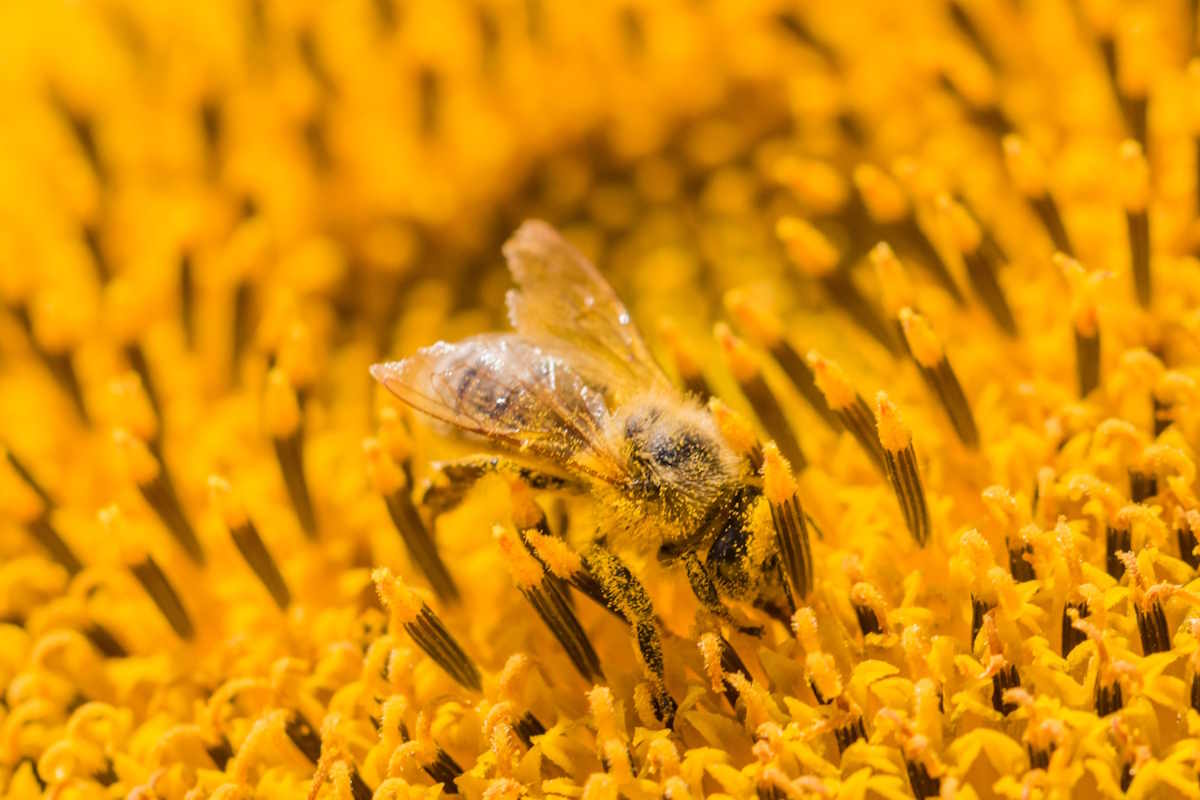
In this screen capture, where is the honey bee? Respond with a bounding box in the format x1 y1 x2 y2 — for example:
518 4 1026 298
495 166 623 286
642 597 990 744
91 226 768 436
371 220 799 725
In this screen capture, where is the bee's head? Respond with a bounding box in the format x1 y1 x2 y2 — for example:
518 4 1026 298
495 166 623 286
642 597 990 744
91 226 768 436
617 398 737 527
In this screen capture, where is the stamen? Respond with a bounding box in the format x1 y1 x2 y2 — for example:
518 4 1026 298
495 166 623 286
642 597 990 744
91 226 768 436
1129 468 1156 503
938 58 1012 135
1106 523 1131 580
1055 254 1103 397
373 567 481 691
1178 509 1200 569
762 443 813 601
21 289 90 422
101 506 194 639
284 711 323 763
971 596 993 648
82 623 127 658
102 373 158 448
179 251 196 350
209 476 291 611
898 307 979 448
850 581 887 637
716 324 806 472
937 195 1017 335
1118 140 1151 307
776 217 899 354
266 368 317 539
2 447 82 574
981 613 1020 715
1095 679 1124 717
104 279 163 420
507 711 544 749
223 217 271 382
1119 552 1172 655
857 172 963 303
875 393 931 546
112 429 205 565
833 700 867 753
364 438 460 603
724 291 839 430
948 0 996 68
807 351 885 470
1002 136 1074 256
495 525 603 683
1115 21 1150 147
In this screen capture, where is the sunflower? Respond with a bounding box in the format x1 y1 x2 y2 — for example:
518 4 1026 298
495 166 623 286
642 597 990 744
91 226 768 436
3 1 1200 799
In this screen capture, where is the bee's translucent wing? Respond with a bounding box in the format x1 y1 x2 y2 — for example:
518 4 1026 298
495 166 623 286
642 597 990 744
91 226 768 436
503 220 674 401
371 334 625 482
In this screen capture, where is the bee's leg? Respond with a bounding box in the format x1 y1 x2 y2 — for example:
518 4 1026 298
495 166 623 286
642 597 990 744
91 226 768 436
418 455 578 517
584 543 678 727
754 556 798 625
682 551 765 637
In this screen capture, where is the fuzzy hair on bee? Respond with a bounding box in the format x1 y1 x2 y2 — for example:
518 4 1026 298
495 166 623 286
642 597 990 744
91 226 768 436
371 219 806 726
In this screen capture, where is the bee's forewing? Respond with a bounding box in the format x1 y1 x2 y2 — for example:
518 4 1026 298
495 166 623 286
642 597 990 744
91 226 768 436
503 220 674 401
